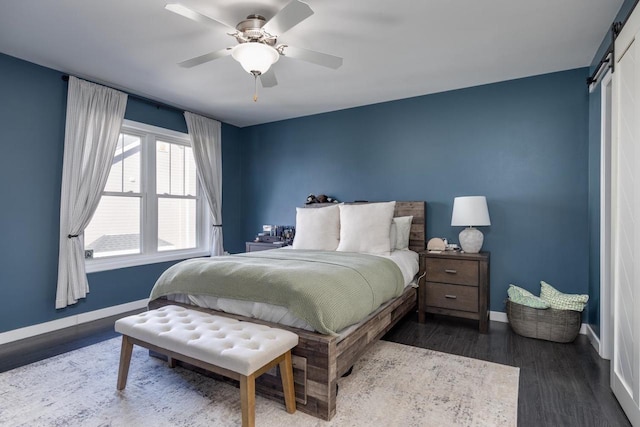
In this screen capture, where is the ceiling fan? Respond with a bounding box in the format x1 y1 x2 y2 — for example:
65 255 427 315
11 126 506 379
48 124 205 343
166 0 343 100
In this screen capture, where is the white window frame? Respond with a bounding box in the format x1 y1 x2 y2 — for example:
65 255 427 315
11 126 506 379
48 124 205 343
86 120 210 273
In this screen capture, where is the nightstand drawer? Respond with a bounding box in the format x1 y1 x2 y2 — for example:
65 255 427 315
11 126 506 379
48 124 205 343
426 258 478 286
425 282 479 313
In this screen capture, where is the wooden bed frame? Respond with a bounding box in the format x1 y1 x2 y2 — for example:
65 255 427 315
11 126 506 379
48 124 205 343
148 201 426 420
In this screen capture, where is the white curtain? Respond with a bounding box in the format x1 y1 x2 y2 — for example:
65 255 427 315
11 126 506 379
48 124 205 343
55 77 128 309
184 111 223 256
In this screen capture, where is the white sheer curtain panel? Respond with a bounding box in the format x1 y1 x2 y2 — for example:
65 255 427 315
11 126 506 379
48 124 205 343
55 76 128 309
184 111 223 256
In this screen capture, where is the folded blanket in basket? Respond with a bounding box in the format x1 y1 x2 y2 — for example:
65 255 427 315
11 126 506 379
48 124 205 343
507 284 550 309
540 281 588 312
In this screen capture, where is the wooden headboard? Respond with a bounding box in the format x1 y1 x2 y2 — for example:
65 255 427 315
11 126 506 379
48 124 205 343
303 201 427 252
395 201 426 252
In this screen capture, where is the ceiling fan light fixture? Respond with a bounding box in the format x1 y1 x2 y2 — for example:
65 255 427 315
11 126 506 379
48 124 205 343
231 42 279 75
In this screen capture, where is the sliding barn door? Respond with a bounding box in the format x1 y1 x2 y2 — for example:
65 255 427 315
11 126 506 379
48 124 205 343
612 8 640 425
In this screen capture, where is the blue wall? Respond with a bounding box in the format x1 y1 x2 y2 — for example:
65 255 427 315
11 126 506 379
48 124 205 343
240 69 590 314
0 53 244 333
0 53 600 332
586 0 637 336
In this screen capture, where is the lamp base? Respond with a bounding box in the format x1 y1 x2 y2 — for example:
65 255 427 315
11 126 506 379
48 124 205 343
459 227 484 253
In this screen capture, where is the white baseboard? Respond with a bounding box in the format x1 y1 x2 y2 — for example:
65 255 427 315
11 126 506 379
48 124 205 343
0 299 148 345
579 323 588 335
490 310 588 336
490 310 508 323
586 324 601 354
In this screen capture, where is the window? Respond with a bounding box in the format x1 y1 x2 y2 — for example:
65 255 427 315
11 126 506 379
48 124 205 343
84 120 209 272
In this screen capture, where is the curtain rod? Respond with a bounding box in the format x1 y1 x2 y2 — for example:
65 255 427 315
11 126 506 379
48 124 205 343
60 74 179 112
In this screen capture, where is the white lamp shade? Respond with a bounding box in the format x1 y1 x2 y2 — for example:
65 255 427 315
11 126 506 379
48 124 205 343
231 43 279 75
451 196 491 226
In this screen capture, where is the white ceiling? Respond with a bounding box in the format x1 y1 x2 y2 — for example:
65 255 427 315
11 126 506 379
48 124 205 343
0 0 623 127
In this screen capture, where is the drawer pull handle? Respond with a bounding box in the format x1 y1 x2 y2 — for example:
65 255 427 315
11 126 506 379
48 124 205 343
445 269 457 274
445 294 457 299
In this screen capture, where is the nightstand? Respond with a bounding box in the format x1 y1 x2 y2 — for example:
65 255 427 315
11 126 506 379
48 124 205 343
245 241 288 252
418 251 490 333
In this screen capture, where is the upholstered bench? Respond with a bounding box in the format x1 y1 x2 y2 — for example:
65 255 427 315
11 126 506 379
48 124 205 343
115 305 298 427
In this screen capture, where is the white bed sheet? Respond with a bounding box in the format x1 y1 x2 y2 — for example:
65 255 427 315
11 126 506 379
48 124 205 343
167 249 419 334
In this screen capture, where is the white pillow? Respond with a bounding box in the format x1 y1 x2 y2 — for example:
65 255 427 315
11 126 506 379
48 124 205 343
292 205 340 250
337 202 396 254
393 216 413 250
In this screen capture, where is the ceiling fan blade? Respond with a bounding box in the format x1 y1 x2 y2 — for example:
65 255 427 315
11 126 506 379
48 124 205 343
179 48 232 68
263 0 314 35
260 69 278 88
282 46 343 69
165 3 236 31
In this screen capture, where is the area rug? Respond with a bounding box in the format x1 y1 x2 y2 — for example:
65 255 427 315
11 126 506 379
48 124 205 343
0 338 518 426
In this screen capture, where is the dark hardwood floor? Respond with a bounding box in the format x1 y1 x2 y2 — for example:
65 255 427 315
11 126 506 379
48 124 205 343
1 311 631 426
383 313 631 427
0 312 130 373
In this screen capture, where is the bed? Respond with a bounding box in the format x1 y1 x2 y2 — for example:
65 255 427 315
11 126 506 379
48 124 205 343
148 201 426 420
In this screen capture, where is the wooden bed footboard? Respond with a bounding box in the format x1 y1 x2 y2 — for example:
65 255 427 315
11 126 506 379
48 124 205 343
148 286 416 420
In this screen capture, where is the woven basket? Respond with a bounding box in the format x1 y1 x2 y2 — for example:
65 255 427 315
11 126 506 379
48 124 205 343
506 299 581 343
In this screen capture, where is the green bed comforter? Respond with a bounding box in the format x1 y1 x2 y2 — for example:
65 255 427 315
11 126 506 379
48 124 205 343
149 249 404 335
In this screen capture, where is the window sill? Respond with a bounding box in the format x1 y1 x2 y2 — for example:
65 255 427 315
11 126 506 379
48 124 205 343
85 249 210 273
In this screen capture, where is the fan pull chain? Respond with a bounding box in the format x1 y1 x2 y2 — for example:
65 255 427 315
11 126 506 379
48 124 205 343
253 73 259 102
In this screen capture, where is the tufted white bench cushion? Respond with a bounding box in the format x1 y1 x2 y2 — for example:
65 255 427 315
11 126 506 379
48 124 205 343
115 305 298 427
115 305 299 376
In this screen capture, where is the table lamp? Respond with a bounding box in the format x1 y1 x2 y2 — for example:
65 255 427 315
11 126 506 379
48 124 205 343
451 196 491 253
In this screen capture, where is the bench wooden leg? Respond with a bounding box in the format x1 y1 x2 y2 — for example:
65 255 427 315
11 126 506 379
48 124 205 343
279 351 296 414
117 335 134 390
167 356 177 368
240 374 256 427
